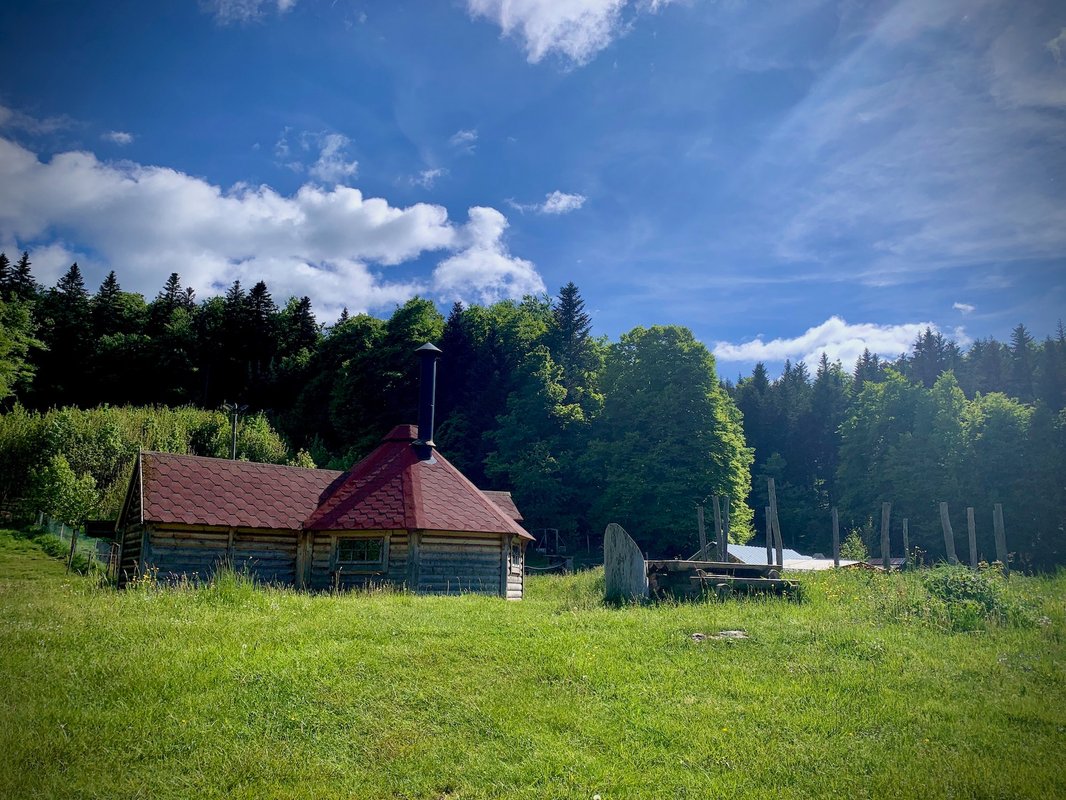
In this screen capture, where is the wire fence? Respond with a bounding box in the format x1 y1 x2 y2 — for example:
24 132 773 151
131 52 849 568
35 513 119 574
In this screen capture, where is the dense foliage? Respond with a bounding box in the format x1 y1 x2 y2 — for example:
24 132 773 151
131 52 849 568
729 327 1066 570
0 257 749 556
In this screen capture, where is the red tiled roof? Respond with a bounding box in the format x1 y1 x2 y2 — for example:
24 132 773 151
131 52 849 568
483 490 524 522
139 451 343 530
304 424 534 540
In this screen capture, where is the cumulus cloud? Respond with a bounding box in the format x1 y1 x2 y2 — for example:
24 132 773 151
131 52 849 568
713 316 942 367
102 131 133 146
433 207 546 304
0 137 541 318
201 0 296 25
952 302 975 314
465 0 680 65
449 128 478 153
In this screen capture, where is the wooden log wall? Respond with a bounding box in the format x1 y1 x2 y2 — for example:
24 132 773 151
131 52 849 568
308 531 408 591
418 532 505 596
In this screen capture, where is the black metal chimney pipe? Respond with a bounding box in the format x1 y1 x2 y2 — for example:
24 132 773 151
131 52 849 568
415 342 442 452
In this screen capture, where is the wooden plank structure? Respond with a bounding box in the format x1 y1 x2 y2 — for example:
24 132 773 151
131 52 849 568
604 523 797 603
115 344 533 599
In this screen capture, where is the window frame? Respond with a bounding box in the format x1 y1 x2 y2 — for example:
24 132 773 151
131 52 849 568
334 533 388 574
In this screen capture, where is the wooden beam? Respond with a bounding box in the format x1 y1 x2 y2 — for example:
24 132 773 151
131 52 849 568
722 495 730 563
902 518 910 568
768 479 783 567
966 506 978 568
696 505 707 561
764 506 772 565
712 497 724 562
880 501 891 571
832 506 840 568
993 504 1008 578
939 502 959 564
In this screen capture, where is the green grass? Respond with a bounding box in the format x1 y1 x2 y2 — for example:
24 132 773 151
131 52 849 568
1 529 1064 799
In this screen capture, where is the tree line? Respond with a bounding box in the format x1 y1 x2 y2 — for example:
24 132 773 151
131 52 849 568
0 253 751 554
1 251 1062 567
729 326 1066 570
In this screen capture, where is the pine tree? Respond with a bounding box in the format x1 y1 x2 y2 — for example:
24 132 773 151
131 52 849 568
10 252 38 301
1008 323 1036 401
0 253 10 294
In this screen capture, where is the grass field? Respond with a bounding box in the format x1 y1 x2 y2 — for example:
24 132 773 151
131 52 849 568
1 529 1064 799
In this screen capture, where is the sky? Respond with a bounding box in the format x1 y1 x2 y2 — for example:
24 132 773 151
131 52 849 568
1 0 1064 378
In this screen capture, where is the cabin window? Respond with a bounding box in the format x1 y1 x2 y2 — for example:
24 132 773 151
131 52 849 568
337 536 385 566
510 540 522 570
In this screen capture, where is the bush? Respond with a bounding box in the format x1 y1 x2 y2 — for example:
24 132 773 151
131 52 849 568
29 454 98 527
920 565 1030 631
840 529 869 561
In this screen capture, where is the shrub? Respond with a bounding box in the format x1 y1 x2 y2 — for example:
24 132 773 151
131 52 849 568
840 529 869 561
920 565 1030 631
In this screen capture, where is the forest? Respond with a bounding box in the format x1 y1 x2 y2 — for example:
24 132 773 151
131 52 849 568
1 250 1063 569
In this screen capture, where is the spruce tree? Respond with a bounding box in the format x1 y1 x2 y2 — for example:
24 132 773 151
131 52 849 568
10 252 38 301
0 253 10 295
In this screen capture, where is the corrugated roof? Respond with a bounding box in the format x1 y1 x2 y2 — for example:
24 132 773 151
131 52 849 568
482 490 523 522
305 425 534 539
727 543 810 565
140 451 343 530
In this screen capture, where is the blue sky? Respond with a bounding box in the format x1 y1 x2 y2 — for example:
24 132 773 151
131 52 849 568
1 0 1064 377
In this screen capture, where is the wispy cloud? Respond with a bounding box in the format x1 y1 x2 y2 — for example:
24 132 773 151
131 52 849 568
465 0 681 65
273 129 358 184
411 168 447 189
953 302 975 314
508 190 587 215
102 131 134 146
751 0 1066 282
0 136 541 318
201 0 296 25
448 128 478 153
713 316 944 367
0 104 73 136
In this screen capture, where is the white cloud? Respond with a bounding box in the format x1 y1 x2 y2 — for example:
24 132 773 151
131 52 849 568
411 168 447 189
540 190 586 214
433 207 546 304
202 0 296 24
952 302 975 314
465 0 680 65
508 190 587 214
102 131 133 146
307 133 358 184
449 128 478 153
713 316 942 367
0 137 542 318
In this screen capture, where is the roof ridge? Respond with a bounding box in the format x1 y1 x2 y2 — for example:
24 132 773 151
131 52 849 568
141 450 342 475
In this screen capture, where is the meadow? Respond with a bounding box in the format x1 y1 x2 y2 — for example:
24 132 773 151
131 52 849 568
1 529 1063 799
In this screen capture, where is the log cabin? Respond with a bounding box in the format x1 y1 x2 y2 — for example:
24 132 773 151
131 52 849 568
115 344 532 598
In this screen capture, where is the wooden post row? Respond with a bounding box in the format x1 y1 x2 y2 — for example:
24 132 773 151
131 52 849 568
939 502 959 564
764 506 772 566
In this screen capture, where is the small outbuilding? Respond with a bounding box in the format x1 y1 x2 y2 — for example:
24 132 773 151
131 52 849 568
115 344 533 598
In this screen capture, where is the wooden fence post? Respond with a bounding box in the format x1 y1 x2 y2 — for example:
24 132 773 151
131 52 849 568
939 502 959 564
765 506 772 565
993 504 1008 578
722 495 731 563
66 525 78 572
880 502 891 571
768 478 783 567
832 507 840 568
712 496 724 562
604 523 648 602
966 506 978 568
902 518 910 568
696 505 707 561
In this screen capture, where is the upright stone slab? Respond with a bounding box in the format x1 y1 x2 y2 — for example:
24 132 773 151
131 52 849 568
604 523 648 603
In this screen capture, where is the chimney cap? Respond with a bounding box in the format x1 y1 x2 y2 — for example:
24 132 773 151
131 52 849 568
415 342 442 355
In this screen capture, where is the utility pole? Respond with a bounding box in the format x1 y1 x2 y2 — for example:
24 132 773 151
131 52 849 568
222 402 248 459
